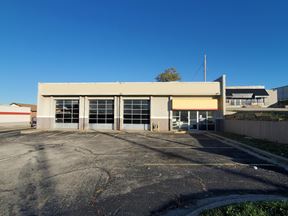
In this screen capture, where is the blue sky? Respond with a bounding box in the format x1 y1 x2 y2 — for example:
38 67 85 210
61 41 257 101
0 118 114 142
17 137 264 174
0 0 287 104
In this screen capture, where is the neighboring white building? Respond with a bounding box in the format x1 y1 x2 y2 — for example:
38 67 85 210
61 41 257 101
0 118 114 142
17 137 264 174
0 105 31 126
225 86 277 108
273 85 288 102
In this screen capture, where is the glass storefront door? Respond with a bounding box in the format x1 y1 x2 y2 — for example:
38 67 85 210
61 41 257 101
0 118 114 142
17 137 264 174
198 111 207 130
172 111 189 130
172 110 215 131
189 111 198 130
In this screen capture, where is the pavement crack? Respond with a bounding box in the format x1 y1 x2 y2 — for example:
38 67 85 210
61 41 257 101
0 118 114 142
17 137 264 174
190 173 208 192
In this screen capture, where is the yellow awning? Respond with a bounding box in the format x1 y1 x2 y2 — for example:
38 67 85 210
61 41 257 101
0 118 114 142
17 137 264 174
172 97 218 110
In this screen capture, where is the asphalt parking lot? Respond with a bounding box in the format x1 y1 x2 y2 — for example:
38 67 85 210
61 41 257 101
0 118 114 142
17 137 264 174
0 130 287 215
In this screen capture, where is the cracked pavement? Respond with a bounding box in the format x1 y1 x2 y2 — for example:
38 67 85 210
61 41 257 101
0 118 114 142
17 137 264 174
0 130 287 215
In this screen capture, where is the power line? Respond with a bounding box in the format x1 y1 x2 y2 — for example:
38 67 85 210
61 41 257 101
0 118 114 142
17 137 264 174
192 59 203 80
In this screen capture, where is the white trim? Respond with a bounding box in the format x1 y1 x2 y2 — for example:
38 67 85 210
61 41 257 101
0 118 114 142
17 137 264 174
40 81 218 85
226 86 265 89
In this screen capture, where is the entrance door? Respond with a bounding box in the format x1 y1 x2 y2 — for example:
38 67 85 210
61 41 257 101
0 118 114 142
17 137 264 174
189 111 198 130
180 111 189 130
172 110 216 131
172 111 188 130
198 111 207 130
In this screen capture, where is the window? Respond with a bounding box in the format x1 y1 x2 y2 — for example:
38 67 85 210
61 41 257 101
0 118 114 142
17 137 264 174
207 111 215 130
89 100 114 124
55 100 79 123
244 99 252 105
124 100 150 124
189 111 198 130
235 99 241 106
257 98 264 104
198 111 207 130
172 111 189 130
172 110 215 131
172 111 180 129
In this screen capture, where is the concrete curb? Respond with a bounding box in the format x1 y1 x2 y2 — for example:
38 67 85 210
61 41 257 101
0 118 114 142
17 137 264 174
185 194 288 216
20 129 44 134
0 127 32 134
205 132 288 171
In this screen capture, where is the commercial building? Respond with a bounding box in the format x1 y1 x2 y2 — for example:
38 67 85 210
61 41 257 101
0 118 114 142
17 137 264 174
226 86 271 108
0 105 31 126
37 75 226 131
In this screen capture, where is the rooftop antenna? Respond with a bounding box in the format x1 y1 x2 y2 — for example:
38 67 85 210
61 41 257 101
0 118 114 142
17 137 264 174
204 52 207 82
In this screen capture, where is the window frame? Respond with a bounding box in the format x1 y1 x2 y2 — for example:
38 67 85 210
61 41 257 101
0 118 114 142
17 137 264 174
123 99 150 124
55 99 79 124
89 99 114 124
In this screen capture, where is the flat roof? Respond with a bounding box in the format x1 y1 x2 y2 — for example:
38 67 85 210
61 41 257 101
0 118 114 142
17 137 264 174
39 81 217 84
226 88 269 97
226 86 265 89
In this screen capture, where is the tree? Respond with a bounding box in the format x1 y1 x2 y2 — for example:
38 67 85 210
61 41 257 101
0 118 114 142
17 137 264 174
155 68 181 82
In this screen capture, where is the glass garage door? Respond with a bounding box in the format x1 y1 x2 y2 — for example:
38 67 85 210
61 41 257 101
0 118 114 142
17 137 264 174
89 100 114 130
55 100 79 129
123 100 150 130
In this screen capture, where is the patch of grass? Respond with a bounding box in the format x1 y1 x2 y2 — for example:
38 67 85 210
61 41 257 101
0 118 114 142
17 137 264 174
201 200 288 216
217 132 288 159
225 111 288 121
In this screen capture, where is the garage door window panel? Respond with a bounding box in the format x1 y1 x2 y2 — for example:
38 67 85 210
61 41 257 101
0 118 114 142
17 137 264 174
124 119 132 124
142 119 150 124
141 110 149 114
123 100 150 125
55 100 79 124
89 100 114 124
124 110 132 114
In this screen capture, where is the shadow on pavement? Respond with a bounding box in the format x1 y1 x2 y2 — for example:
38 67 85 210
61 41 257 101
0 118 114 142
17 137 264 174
16 143 61 215
100 132 288 215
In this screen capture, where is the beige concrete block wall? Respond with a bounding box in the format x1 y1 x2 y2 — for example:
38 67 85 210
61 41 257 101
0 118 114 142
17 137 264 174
113 96 120 130
37 96 55 129
214 75 226 117
223 119 288 144
39 82 221 96
150 96 170 131
79 96 85 130
84 96 90 130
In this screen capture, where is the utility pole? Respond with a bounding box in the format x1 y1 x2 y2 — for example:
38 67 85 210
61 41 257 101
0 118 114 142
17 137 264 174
204 53 207 82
